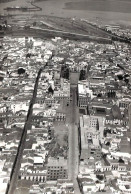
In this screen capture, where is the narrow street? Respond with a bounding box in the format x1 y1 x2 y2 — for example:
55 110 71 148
68 86 80 194
7 68 43 194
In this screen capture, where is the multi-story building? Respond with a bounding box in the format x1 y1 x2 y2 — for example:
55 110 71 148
89 75 105 88
88 100 112 115
78 81 89 107
54 78 70 104
55 112 66 121
80 115 105 162
46 157 68 181
118 98 131 109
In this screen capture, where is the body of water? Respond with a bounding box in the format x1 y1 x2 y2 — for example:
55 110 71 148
64 0 131 13
0 0 131 25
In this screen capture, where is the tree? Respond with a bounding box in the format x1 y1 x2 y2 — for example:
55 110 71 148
118 158 124 163
96 180 100 183
18 68 25 75
105 142 110 146
61 65 69 80
79 69 86 80
97 93 102 97
64 68 69 79
3 96 8 100
117 75 123 80
48 86 54 95
96 174 104 181
26 53 31 58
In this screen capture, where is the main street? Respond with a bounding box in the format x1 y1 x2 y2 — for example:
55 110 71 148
68 86 80 194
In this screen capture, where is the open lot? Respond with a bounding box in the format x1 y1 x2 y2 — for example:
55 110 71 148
15 180 32 194
53 99 70 146
54 121 68 147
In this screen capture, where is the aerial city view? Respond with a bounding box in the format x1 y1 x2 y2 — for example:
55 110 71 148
0 0 131 194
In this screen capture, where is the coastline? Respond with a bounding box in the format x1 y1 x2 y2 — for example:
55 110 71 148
0 0 131 26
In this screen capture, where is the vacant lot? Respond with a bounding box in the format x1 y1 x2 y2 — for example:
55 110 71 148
54 121 68 146
53 99 70 146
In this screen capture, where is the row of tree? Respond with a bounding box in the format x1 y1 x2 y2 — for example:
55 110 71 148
79 69 86 80
61 65 69 80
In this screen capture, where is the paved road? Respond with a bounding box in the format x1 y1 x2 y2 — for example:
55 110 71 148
68 86 80 194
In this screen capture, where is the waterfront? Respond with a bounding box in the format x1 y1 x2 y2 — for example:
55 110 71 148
0 0 131 25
